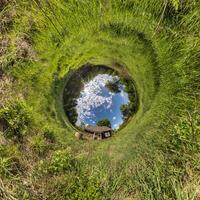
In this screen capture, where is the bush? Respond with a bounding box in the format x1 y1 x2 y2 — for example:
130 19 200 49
49 148 75 173
30 135 49 155
0 99 33 139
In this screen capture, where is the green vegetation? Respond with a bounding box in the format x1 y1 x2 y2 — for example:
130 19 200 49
0 0 199 199
120 104 131 119
0 99 33 139
106 79 121 93
120 78 138 119
96 119 112 128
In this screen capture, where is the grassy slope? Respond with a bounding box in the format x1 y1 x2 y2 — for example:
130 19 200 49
0 0 200 199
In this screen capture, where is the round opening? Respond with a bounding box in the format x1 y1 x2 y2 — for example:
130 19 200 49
63 64 138 132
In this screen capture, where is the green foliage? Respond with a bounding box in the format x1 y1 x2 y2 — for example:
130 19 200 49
0 99 33 139
64 98 78 125
96 119 111 128
43 130 56 143
120 104 132 119
0 157 12 177
0 144 21 177
121 78 138 118
68 108 78 125
105 80 120 93
30 135 49 155
171 0 180 11
49 148 75 173
64 175 103 200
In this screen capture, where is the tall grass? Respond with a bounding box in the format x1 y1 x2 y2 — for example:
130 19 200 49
0 0 199 199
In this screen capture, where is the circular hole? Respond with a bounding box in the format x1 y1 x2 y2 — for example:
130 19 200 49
63 64 138 133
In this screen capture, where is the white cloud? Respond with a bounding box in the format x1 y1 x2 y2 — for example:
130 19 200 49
75 74 119 126
113 123 120 129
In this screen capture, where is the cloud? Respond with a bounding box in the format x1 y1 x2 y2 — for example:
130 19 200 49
76 74 119 126
113 123 120 129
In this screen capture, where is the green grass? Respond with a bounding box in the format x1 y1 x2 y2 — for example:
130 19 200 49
0 0 199 199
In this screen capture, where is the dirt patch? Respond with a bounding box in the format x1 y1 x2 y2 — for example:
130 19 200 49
16 35 36 60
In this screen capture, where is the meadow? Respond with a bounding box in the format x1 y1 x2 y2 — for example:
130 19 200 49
0 0 199 199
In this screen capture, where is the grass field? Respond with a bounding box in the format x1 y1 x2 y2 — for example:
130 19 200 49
0 0 200 199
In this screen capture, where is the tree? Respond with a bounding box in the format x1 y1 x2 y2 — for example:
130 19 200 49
120 104 131 119
105 80 121 93
68 108 78 125
96 119 111 128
